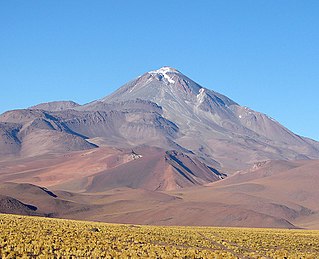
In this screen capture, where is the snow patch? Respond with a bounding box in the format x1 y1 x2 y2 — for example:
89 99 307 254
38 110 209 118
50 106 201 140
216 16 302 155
197 88 206 104
150 66 179 74
266 115 276 122
148 66 177 84
129 86 135 93
130 151 142 160
164 73 175 84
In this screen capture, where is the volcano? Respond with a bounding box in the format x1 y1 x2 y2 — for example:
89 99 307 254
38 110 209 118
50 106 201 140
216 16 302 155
0 66 319 229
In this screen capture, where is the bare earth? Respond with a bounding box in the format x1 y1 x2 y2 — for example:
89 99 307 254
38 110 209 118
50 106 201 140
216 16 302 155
0 148 318 229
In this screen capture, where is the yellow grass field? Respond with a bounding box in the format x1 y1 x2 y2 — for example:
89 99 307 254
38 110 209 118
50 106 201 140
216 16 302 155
0 213 318 258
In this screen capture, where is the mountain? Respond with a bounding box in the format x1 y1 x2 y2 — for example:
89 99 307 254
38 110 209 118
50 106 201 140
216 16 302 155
0 66 319 229
1 66 318 167
81 66 319 169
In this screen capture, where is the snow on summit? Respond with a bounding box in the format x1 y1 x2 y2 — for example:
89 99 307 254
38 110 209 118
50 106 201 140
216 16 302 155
148 66 179 84
149 66 180 74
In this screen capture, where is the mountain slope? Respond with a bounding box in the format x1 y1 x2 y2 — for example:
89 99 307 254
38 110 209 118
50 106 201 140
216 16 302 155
0 109 97 157
76 148 225 192
0 146 224 192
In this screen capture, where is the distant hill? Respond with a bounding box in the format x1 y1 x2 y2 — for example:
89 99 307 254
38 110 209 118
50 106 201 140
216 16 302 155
29 101 80 111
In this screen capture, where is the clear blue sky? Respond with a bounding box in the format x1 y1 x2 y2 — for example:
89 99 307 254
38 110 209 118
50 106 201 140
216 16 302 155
0 1 318 140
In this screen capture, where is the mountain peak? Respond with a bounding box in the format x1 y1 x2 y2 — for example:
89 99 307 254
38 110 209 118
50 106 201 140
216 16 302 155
100 66 237 107
147 66 180 85
149 66 180 74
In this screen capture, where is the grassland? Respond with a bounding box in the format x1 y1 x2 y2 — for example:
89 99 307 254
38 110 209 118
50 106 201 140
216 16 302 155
0 214 318 258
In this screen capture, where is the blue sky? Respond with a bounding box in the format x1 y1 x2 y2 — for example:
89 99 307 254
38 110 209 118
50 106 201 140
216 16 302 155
0 1 318 140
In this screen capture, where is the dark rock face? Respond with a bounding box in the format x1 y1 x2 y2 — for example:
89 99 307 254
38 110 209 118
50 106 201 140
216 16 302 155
0 194 39 215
